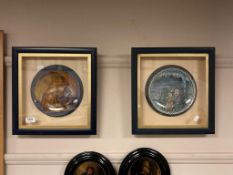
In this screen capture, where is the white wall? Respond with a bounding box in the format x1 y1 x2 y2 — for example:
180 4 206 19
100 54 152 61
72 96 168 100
1 0 233 174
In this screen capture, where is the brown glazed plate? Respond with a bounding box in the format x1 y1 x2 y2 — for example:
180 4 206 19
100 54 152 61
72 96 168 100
119 148 170 175
64 152 116 175
31 65 83 117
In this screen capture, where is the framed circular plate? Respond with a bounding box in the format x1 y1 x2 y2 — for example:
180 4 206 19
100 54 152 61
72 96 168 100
119 148 170 175
146 65 196 116
31 65 83 117
64 152 116 175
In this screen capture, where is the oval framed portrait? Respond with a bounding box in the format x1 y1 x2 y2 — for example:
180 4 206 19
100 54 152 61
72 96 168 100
64 152 116 175
119 148 170 175
31 65 83 117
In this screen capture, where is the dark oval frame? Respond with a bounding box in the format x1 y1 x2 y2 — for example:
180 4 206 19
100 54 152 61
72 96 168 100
119 148 170 175
64 151 116 175
145 65 197 116
31 64 84 117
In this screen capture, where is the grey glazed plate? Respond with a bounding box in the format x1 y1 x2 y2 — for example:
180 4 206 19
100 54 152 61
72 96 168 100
146 65 196 116
31 65 83 117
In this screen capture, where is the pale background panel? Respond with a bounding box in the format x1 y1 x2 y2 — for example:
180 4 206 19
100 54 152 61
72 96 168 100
0 0 233 174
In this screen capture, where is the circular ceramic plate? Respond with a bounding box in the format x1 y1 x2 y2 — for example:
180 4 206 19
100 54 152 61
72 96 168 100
146 65 196 116
31 65 83 117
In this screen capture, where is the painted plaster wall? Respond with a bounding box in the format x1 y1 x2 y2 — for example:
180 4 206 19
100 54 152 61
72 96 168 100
0 0 233 174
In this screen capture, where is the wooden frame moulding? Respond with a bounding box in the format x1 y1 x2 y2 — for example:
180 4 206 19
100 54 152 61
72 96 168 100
0 31 4 175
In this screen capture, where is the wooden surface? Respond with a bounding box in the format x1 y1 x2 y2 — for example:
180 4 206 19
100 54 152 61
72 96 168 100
0 31 4 175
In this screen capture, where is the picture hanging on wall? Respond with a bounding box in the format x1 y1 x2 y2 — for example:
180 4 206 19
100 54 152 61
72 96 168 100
64 151 116 175
132 47 215 134
119 148 170 175
12 47 97 135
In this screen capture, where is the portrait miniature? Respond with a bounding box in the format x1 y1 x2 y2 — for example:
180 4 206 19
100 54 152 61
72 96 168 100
65 152 115 175
119 148 170 175
73 161 106 175
129 158 161 175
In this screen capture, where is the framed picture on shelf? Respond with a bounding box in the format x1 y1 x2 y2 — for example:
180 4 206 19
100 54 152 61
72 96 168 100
64 151 116 175
132 47 215 134
0 31 4 175
12 47 97 135
119 148 170 175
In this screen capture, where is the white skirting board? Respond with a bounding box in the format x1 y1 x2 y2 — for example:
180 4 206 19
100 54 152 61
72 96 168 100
5 152 233 165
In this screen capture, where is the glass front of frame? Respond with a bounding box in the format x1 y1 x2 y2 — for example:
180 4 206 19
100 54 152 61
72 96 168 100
132 48 215 134
13 48 96 135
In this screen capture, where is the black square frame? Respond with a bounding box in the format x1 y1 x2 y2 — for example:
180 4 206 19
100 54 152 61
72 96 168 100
132 47 215 135
12 47 97 135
